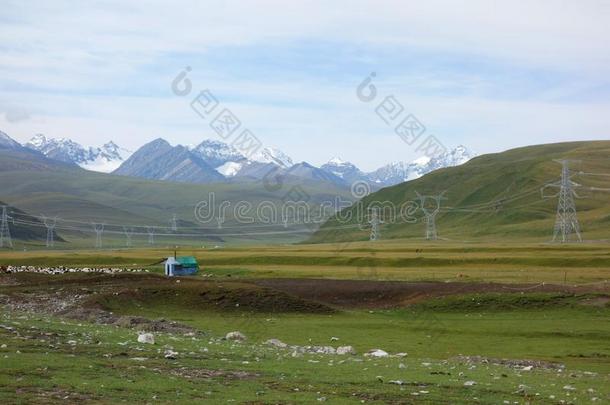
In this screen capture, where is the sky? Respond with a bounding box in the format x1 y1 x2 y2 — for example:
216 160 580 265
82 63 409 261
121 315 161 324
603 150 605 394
1 0 609 171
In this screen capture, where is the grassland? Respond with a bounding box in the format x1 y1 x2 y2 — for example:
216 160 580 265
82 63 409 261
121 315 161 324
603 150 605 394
312 141 610 243
1 241 609 403
2 240 610 284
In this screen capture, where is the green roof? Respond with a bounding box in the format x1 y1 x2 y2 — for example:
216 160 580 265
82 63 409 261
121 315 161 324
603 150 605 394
176 256 198 266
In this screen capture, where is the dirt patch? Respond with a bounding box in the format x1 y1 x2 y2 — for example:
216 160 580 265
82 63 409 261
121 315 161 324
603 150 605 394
454 355 565 371
253 279 610 309
15 387 95 403
60 306 200 334
164 366 256 380
579 296 610 307
0 279 200 334
95 282 335 315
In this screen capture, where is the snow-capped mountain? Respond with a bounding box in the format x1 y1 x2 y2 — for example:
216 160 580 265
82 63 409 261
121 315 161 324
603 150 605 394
190 140 245 168
320 157 367 184
114 138 224 183
367 145 475 186
251 147 293 168
25 135 130 173
367 161 417 186
188 140 294 179
16 130 473 187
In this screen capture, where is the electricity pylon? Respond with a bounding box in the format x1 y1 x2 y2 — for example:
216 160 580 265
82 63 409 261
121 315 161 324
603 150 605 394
146 227 155 245
368 207 384 241
92 223 105 249
415 191 446 240
0 205 12 248
170 214 178 232
123 226 134 247
541 160 582 243
216 215 225 230
41 215 58 248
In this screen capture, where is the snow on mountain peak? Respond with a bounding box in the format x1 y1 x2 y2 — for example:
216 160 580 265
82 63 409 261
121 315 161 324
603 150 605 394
328 156 348 165
24 135 128 173
412 156 431 166
251 147 293 168
216 161 244 177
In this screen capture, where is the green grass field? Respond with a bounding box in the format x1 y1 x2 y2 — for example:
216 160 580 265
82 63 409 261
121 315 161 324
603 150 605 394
1 242 609 403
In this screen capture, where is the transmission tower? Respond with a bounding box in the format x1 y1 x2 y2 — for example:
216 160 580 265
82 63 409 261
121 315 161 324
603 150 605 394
41 215 58 248
0 205 12 248
92 223 105 249
368 207 384 241
146 227 155 245
415 191 447 240
170 214 178 232
541 160 582 243
123 226 135 247
216 215 225 230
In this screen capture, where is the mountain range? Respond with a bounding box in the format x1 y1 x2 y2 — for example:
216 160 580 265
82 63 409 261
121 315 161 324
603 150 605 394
15 131 475 189
25 134 130 173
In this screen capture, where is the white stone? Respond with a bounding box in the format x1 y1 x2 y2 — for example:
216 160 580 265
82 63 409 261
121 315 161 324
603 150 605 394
265 339 287 348
137 333 155 345
225 331 247 341
164 349 178 359
365 349 389 358
336 346 356 355
464 381 477 387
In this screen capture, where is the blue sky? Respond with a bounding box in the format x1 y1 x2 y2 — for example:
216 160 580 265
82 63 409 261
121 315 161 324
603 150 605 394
1 0 609 170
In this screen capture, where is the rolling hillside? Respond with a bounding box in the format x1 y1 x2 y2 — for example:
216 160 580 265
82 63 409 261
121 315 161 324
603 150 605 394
0 201 58 243
0 149 353 248
310 141 610 243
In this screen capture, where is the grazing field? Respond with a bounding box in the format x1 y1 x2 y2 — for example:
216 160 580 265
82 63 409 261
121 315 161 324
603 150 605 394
2 240 610 284
1 241 609 403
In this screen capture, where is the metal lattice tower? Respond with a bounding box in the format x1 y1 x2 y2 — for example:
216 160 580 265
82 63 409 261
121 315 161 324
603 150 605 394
368 207 384 241
146 227 155 245
0 205 12 248
123 226 134 247
541 160 582 243
170 214 178 232
92 223 105 249
41 215 58 248
216 215 225 230
416 191 446 240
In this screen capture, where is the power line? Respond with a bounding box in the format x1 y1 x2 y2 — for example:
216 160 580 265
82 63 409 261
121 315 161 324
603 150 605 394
541 160 582 243
11 217 361 238
368 207 384 241
216 215 225 230
146 227 155 245
122 226 135 247
578 171 610 178
170 214 178 232
41 215 58 248
416 191 447 240
92 223 105 249
0 205 12 248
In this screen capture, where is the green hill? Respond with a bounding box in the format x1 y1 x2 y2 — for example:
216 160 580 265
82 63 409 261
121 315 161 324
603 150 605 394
0 201 62 243
309 141 610 243
0 150 352 248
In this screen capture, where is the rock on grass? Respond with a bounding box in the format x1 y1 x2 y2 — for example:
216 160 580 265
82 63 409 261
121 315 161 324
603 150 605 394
137 333 155 345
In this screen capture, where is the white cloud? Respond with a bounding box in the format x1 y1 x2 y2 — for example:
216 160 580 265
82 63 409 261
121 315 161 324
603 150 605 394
1 0 609 170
